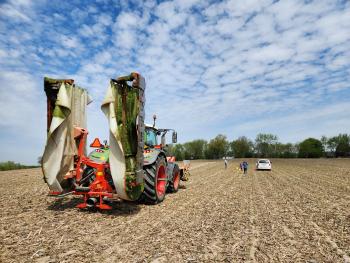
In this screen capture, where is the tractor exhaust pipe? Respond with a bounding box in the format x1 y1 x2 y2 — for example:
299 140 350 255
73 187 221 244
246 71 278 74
86 197 98 207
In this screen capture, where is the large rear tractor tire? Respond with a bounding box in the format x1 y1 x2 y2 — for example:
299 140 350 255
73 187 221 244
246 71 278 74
142 157 167 204
167 164 180 193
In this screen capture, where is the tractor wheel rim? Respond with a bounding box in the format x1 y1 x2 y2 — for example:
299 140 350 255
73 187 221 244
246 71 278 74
173 171 180 190
156 165 166 197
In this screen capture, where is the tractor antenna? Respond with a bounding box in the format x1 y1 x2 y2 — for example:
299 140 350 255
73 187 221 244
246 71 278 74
153 114 157 128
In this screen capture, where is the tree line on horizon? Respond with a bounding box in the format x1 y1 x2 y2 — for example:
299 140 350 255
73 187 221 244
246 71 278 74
0 161 39 171
168 133 350 160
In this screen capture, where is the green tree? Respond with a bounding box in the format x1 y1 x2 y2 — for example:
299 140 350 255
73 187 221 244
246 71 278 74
205 134 229 159
231 136 253 158
183 139 207 159
168 144 185 161
276 143 298 158
335 134 350 157
321 136 328 155
0 161 37 171
298 138 323 158
255 133 278 157
327 136 338 157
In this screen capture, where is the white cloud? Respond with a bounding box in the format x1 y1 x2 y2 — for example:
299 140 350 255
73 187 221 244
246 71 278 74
0 71 42 129
0 0 349 163
0 3 31 22
60 35 80 48
9 0 32 7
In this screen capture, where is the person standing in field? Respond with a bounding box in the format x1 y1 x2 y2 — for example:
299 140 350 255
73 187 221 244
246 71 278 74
224 159 228 169
242 161 248 175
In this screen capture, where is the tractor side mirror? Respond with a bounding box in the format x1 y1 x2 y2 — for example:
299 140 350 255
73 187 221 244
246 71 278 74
172 131 177 143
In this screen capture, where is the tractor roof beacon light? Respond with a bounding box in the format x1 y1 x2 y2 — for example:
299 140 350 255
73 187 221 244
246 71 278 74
153 114 157 128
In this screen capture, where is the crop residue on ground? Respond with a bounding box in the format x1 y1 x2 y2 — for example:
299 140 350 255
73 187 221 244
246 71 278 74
1 159 349 262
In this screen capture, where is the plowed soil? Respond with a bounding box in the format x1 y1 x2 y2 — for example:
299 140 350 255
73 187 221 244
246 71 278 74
1 159 350 263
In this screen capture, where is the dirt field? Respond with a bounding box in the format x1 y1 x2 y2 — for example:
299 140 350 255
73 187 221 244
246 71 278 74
1 159 349 263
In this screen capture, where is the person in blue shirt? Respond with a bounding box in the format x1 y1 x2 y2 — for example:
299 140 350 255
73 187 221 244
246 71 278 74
242 161 248 175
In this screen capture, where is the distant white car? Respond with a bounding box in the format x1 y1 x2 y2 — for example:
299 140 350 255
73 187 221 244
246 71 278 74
256 159 272 171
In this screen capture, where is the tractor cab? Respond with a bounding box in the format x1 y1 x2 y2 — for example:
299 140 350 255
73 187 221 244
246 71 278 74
144 126 158 148
143 123 177 161
144 126 177 148
144 115 177 150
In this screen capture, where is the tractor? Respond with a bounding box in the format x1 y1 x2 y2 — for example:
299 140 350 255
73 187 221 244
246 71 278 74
42 73 189 210
142 121 180 203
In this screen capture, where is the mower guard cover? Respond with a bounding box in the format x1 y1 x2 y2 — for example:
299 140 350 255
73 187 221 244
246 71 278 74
42 77 91 192
101 73 145 201
42 74 145 201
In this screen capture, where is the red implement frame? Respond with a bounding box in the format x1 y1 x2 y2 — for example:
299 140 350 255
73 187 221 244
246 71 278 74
55 127 116 210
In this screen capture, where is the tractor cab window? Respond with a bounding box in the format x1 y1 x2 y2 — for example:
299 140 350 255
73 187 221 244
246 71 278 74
144 128 157 146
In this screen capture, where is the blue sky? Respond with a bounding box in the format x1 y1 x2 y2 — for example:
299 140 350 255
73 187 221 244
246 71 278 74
0 0 349 164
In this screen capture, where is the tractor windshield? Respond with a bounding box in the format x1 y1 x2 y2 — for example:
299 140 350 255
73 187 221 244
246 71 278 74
144 128 157 146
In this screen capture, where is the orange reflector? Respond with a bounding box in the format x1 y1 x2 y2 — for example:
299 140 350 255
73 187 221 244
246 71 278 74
96 171 104 177
90 138 102 148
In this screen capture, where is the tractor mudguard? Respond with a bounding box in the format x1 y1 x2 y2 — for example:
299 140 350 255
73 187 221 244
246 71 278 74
42 77 92 192
143 148 162 166
101 73 145 201
166 162 176 182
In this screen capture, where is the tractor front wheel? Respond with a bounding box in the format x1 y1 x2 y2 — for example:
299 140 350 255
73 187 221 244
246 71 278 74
142 157 167 204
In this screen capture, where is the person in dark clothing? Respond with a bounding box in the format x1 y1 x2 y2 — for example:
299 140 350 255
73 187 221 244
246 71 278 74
242 161 248 175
